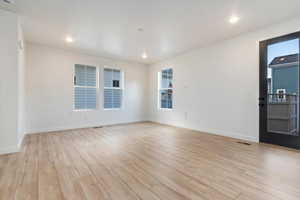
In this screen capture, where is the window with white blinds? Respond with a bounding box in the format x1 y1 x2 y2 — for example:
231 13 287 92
103 68 123 109
159 68 173 109
74 64 97 110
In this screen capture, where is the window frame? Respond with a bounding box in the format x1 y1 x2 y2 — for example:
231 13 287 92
103 67 124 110
73 64 99 111
158 68 173 110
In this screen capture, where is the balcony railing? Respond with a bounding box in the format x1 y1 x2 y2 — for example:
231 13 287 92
267 93 299 136
268 93 298 104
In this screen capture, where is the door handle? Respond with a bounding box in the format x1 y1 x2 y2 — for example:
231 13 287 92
259 97 265 107
259 103 265 107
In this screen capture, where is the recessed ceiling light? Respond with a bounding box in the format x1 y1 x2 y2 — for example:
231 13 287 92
229 16 240 24
65 36 74 43
3 0 15 4
142 52 148 59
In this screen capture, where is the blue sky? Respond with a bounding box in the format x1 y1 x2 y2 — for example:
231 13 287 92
268 39 299 64
267 39 299 78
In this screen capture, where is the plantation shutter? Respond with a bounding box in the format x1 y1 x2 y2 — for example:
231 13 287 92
74 65 97 110
160 68 173 109
104 68 113 87
104 68 122 109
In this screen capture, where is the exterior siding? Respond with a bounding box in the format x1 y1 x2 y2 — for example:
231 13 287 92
272 64 299 94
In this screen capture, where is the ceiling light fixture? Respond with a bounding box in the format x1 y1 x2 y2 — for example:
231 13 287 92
142 52 148 59
229 16 240 24
137 28 147 59
65 36 74 43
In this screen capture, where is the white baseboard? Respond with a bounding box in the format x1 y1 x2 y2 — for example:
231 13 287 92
0 133 25 155
18 133 25 149
0 145 19 155
150 120 259 143
193 126 258 143
23 119 258 144
26 119 149 135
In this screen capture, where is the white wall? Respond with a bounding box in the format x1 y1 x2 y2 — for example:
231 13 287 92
9 12 300 146
25 43 148 134
17 21 26 147
148 16 300 142
0 9 20 154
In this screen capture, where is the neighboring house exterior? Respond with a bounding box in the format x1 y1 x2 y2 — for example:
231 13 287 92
269 53 299 94
268 54 299 135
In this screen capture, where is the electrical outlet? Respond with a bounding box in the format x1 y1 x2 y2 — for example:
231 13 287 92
184 112 188 120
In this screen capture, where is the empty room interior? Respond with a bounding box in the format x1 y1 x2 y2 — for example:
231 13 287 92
1 0 300 199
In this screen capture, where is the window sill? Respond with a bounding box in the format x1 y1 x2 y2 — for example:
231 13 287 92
159 108 173 111
104 108 122 111
73 109 97 112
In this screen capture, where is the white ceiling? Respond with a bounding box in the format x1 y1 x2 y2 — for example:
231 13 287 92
5 0 300 64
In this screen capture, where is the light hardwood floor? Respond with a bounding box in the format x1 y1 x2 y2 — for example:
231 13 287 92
0 122 300 200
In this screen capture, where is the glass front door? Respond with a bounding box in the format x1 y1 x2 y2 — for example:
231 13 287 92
260 32 300 149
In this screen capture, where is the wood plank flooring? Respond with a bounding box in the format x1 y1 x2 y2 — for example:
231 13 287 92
0 122 300 200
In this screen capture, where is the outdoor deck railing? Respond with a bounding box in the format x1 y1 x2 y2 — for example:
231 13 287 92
268 93 298 103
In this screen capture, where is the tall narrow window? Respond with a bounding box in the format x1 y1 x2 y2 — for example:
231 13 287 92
74 64 97 110
103 68 123 109
159 68 173 109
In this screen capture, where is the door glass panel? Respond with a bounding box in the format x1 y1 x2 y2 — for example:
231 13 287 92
267 39 299 136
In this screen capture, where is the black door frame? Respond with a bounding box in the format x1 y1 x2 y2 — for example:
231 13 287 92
259 31 300 149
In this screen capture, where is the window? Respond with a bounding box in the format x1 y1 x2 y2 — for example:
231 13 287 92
159 68 173 109
103 68 123 109
74 64 97 110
